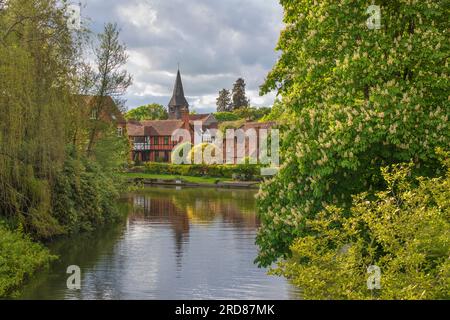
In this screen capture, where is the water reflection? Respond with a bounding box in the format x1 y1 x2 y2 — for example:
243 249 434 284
19 187 299 300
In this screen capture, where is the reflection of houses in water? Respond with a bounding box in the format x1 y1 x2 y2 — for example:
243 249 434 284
128 190 259 267
133 195 149 208
131 191 259 228
131 194 189 269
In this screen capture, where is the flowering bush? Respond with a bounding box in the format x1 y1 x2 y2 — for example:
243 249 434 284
256 0 449 267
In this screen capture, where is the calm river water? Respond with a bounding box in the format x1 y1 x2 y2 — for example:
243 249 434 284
19 186 299 300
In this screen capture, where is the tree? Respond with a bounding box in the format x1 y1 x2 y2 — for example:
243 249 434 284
233 106 271 121
213 112 241 122
0 0 77 236
256 1 449 268
260 99 288 122
216 88 232 112
0 0 131 241
231 78 249 110
273 158 450 299
125 103 168 121
86 23 132 155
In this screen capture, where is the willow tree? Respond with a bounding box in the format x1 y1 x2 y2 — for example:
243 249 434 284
0 0 78 236
256 1 449 267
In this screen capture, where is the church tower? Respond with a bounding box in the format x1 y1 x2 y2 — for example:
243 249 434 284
168 69 189 120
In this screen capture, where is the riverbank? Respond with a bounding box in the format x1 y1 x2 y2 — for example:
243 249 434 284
0 225 56 298
121 173 261 189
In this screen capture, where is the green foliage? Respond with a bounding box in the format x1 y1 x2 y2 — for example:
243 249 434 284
233 106 272 122
218 119 247 133
273 160 450 299
260 99 288 122
216 89 232 112
187 142 220 165
214 112 242 122
0 224 56 298
93 127 130 170
86 22 132 154
51 156 122 234
0 0 77 237
0 1 130 295
144 162 262 181
125 103 168 121
231 78 250 109
214 107 272 123
256 1 449 267
0 2 129 239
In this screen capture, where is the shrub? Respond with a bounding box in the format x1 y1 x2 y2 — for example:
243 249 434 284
187 143 221 165
218 119 247 134
51 156 121 235
214 112 241 122
0 224 56 298
272 158 450 299
144 162 262 181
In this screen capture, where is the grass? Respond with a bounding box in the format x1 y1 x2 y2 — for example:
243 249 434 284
121 172 232 185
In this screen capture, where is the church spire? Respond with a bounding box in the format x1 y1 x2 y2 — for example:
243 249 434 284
168 69 189 117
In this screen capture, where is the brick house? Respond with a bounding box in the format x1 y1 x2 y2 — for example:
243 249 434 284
77 94 127 140
127 70 219 163
126 69 275 164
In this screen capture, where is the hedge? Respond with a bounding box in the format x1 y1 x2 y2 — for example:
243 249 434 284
143 162 262 181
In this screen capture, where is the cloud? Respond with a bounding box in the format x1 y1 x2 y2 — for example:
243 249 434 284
81 0 283 113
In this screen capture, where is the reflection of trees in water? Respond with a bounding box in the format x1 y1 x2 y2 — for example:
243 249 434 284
126 187 258 267
19 221 127 299
129 195 189 269
129 187 258 226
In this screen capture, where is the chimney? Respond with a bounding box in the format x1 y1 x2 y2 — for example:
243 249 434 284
181 107 190 130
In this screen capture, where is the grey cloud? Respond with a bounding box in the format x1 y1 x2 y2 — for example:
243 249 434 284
81 0 283 112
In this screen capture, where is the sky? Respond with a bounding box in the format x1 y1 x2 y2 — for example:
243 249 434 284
80 0 283 113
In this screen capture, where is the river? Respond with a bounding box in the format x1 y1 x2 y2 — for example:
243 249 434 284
19 186 299 300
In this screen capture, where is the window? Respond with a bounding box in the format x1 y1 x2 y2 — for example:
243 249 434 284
117 127 123 137
164 137 169 145
202 129 212 143
90 109 98 120
153 137 159 145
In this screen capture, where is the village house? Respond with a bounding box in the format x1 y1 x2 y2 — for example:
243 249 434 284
126 69 275 164
126 70 218 163
77 94 127 140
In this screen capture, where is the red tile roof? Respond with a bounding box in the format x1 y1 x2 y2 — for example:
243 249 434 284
77 95 126 124
126 121 145 136
241 121 276 131
127 120 186 137
188 114 210 121
142 120 185 136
